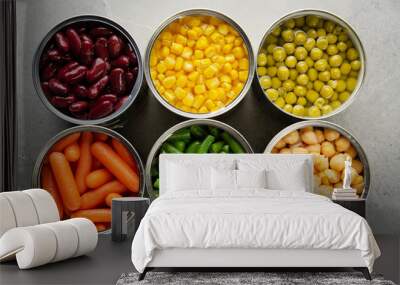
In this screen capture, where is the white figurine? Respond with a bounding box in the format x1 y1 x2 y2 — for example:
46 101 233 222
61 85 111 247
342 156 353 190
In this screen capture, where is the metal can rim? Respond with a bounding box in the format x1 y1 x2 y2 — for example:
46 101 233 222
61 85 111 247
256 9 366 120
32 124 146 197
32 14 144 125
144 9 255 119
145 118 254 200
264 120 370 199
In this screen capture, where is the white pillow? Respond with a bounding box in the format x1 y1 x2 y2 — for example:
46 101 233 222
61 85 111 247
167 162 212 191
237 158 309 192
236 169 267 189
211 168 237 190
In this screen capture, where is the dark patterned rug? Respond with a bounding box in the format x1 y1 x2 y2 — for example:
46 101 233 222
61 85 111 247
117 271 396 285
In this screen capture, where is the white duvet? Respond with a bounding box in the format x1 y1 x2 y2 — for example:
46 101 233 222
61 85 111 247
131 190 380 273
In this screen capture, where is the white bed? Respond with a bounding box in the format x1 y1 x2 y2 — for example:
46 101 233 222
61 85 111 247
131 154 380 280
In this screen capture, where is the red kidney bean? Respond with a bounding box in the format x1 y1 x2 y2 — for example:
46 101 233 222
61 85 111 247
57 61 79 80
61 65 87 84
51 96 76 108
65 28 81 56
41 63 57 81
114 96 129 111
108 35 122 58
95 37 109 60
126 45 138 67
105 61 111 73
41 82 52 96
110 68 126 95
71 85 88 98
89 100 114 119
86 58 106 82
97 94 118 104
111 55 130 69
73 112 88 120
69 101 89 113
47 49 62 62
125 72 134 92
90 26 113 38
54 32 70 53
80 35 94 66
78 26 87 34
87 75 109 99
49 78 68 95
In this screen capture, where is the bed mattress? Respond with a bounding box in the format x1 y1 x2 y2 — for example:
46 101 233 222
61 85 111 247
131 189 380 272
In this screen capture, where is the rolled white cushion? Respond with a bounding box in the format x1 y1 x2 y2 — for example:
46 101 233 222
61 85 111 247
42 221 79 262
0 226 57 269
23 189 59 223
0 191 39 227
0 218 97 269
0 196 16 237
65 218 98 257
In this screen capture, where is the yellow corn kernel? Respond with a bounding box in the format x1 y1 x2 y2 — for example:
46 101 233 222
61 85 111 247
196 36 209 50
153 79 160 88
193 26 203 36
183 61 194 72
182 93 194 107
205 46 216 58
220 75 231 84
204 64 218 78
164 56 175 69
175 34 187 45
181 47 193 59
230 70 239 81
165 70 175 77
171 42 183 55
188 17 201 27
232 46 245 59
197 74 205 84
205 77 220 89
227 91 236 99
176 75 187 88
221 81 232 91
174 57 184 71
210 32 223 43
222 62 232 74
222 44 233 54
188 71 199 82
238 71 248 82
234 37 243 46
218 24 229 35
239 58 249 70
187 29 199 40
187 81 195 88
198 106 208 113
225 54 235 62
215 101 225 109
157 85 165 94
194 84 206 94
216 88 226 101
187 39 195 48
194 50 204 59
204 25 215 36
150 70 157 80
212 55 225 65
161 31 173 41
162 76 176 89
225 35 235 44
257 67 267 76
157 73 165 81
193 95 206 109
180 105 191 112
156 61 167 74
199 58 211 69
161 46 170 58
175 87 187 99
179 25 189 35
232 60 239 69
150 53 158 67
205 99 216 110
233 82 244 95
208 89 219 100
163 90 175 103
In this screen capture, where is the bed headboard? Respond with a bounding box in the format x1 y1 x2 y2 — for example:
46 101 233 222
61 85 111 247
159 154 314 195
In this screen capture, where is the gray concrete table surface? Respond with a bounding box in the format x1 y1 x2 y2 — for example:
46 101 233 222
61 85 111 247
0 235 399 284
15 0 400 236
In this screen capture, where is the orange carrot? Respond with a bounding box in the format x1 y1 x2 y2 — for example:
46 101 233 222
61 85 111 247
91 142 139 193
95 223 107 232
95 133 109 142
51 132 81 152
105 193 122 207
71 208 111 223
75 132 93 194
86 168 113 189
92 158 102 170
40 164 64 219
49 152 81 211
111 138 138 172
64 143 80 162
80 180 126 209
